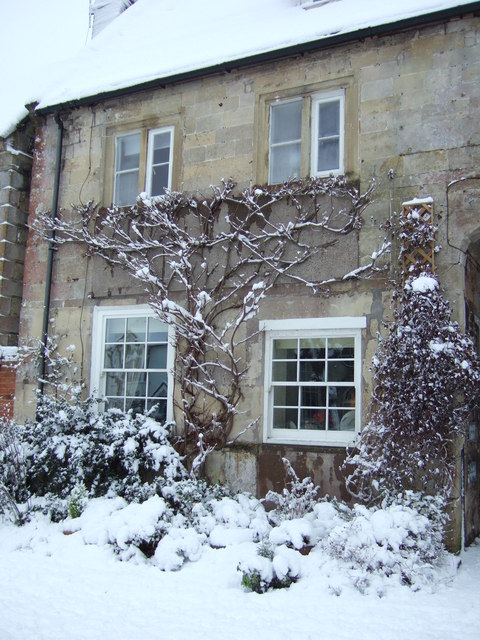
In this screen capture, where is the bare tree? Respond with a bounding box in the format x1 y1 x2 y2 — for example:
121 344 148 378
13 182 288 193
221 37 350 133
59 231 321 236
36 177 388 472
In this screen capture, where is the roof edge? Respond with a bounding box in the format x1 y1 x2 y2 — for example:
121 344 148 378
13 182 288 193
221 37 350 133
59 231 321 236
36 2 480 116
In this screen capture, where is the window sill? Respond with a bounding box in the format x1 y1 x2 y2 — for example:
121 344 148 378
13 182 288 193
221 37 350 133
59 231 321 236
264 433 357 448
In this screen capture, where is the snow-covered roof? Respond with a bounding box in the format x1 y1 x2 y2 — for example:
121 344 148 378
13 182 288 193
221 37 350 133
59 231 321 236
0 0 89 138
2 0 479 135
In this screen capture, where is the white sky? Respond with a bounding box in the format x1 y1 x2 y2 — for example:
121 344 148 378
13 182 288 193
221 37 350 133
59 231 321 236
0 0 89 137
1 0 476 137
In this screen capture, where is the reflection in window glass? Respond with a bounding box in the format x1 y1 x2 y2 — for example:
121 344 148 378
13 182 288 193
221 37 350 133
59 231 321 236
102 315 169 420
271 335 356 432
147 128 172 197
269 99 302 184
114 132 141 206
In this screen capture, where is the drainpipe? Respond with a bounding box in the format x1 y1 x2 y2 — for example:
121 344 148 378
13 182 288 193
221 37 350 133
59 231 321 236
39 111 64 394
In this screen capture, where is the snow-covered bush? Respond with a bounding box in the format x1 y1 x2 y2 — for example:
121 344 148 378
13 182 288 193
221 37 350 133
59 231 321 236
68 483 88 519
265 458 321 525
7 393 187 520
325 495 449 589
345 273 480 503
0 418 29 524
161 477 230 524
238 540 301 593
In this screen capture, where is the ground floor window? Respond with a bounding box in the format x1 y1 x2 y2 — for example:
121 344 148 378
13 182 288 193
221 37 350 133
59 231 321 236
261 317 365 445
91 306 174 422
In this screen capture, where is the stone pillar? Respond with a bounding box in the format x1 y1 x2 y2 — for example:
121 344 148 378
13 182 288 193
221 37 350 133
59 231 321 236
0 125 33 347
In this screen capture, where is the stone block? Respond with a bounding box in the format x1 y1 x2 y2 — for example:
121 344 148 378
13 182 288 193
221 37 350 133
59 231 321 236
360 77 394 102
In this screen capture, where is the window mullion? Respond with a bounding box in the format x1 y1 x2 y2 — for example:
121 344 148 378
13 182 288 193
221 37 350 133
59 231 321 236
301 96 311 178
138 130 148 195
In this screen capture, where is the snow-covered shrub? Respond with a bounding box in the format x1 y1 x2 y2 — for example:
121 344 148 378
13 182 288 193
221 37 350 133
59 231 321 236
13 393 186 520
0 418 29 524
345 273 480 503
154 526 206 570
265 458 321 525
161 477 230 523
105 495 175 560
325 496 449 589
68 483 88 519
238 541 301 593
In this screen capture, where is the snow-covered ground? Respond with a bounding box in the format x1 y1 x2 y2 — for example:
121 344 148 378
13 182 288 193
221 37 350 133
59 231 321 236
1 500 479 640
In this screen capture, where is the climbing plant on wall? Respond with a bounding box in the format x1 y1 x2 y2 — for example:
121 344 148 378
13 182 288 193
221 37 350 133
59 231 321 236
37 177 389 473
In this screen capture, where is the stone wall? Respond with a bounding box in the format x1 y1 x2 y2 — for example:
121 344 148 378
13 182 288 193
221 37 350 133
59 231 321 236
16 14 480 544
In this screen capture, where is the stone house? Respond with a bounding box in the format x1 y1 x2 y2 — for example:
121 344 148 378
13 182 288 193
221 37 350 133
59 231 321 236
11 0 480 549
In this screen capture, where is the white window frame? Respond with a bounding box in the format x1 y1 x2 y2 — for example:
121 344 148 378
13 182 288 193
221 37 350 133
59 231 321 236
113 125 174 206
261 317 365 446
267 88 345 184
145 126 174 197
90 305 175 422
311 89 345 178
113 130 141 207
268 97 303 185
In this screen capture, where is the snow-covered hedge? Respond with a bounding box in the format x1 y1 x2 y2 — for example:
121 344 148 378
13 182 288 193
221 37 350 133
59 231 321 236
0 394 187 521
0 397 454 595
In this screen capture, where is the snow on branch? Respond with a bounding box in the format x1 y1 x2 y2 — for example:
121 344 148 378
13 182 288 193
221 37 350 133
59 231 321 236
345 272 480 503
35 176 386 472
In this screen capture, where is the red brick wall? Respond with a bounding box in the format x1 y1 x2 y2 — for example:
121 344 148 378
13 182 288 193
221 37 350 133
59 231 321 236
0 359 17 420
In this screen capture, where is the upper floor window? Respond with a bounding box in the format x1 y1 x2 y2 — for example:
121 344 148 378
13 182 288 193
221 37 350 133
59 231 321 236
113 126 174 206
267 88 345 184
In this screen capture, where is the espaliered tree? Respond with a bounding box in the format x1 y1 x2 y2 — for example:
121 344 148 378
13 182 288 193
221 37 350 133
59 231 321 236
37 177 388 473
345 271 480 503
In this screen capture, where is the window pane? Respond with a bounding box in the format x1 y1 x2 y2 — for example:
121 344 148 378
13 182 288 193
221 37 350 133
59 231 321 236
125 344 145 369
330 409 355 431
329 386 355 407
148 317 168 342
147 344 167 369
318 101 340 137
116 133 140 171
147 399 167 422
299 338 325 359
328 337 354 358
126 372 146 397
273 386 299 406
150 164 169 196
125 397 145 415
270 100 302 144
300 409 326 430
106 397 124 411
299 360 325 382
104 344 124 368
301 386 326 407
105 372 125 396
273 407 298 429
126 317 146 343
115 170 139 206
316 138 339 173
106 318 125 343
273 339 298 359
148 372 168 398
328 361 354 382
270 142 301 183
152 132 171 164
272 360 297 382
